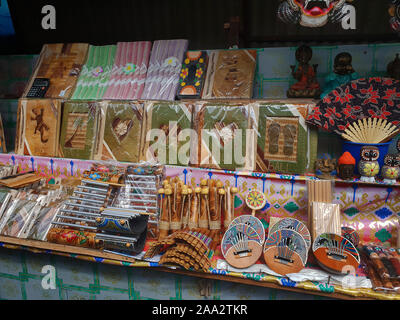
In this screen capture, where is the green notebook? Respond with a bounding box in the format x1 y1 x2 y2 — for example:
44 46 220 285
71 45 116 100
256 101 318 174
59 101 101 160
99 101 144 163
141 102 193 166
194 103 255 171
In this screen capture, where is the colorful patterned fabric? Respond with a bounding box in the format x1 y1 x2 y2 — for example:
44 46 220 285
307 77 400 134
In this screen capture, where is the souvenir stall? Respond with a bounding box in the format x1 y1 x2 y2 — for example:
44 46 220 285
0 1 400 301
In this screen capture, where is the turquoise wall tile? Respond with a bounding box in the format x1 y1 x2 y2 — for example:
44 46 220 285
24 278 61 300
0 278 23 300
0 248 23 276
130 269 180 300
96 263 130 291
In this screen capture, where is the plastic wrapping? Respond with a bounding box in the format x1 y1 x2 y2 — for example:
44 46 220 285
0 199 36 237
141 39 189 101
59 101 102 160
15 99 62 157
306 179 335 237
361 245 400 293
255 100 318 174
22 43 89 99
311 202 341 240
103 42 152 100
111 162 164 241
113 174 158 212
141 101 194 166
71 45 117 100
25 206 60 241
176 51 208 99
202 49 257 99
192 102 256 171
0 165 18 178
96 101 144 163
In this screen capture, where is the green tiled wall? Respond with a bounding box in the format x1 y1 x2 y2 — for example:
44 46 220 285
0 247 327 300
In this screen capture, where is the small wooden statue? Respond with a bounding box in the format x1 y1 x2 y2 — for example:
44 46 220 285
287 45 321 99
337 151 356 180
321 52 359 98
315 157 337 180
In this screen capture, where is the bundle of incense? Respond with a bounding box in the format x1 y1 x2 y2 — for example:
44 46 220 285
46 227 99 249
306 179 334 239
188 187 201 230
158 187 170 240
224 187 238 231
199 181 210 229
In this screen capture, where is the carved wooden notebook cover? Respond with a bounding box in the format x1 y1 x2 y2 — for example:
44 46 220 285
15 99 62 157
59 101 101 160
96 101 144 162
140 101 194 166
202 50 257 99
192 102 256 171
255 101 318 174
23 43 89 99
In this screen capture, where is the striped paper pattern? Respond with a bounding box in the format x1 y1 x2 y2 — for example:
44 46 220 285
71 45 116 100
103 42 152 100
141 39 188 101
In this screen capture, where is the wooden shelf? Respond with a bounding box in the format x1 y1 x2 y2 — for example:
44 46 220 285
0 235 384 301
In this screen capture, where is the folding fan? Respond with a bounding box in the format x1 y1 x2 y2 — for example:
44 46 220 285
307 77 400 136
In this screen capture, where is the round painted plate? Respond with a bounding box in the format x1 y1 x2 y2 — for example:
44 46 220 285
263 229 308 275
221 223 263 269
269 218 311 250
230 215 266 244
313 233 360 275
341 226 360 248
245 190 267 211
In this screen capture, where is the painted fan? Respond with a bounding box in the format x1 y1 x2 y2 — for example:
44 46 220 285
268 217 311 250
341 226 360 248
263 229 308 275
221 223 263 269
341 118 399 144
230 215 265 244
227 189 268 243
307 77 400 135
313 233 360 275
